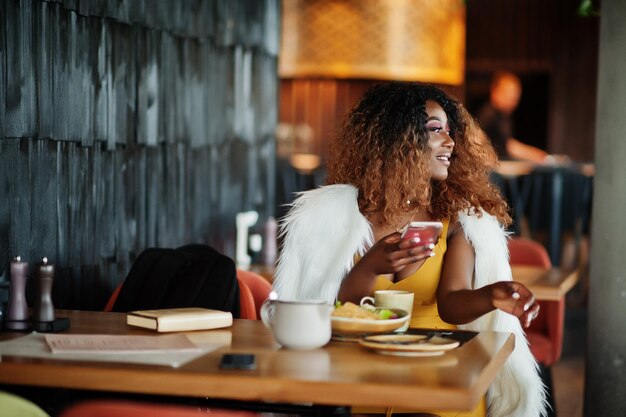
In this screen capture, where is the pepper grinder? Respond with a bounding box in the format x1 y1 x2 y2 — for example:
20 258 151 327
34 257 56 323
262 216 278 266
6 256 29 330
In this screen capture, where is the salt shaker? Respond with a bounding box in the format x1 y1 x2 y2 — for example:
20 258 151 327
6 256 29 330
34 257 55 323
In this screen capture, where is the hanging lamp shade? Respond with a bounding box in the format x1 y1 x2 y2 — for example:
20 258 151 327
279 0 466 85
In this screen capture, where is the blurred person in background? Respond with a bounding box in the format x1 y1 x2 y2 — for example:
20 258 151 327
478 71 549 164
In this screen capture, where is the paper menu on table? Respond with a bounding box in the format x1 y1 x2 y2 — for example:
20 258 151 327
0 332 232 368
44 333 200 353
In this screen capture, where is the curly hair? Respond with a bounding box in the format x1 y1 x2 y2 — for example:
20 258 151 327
326 82 511 226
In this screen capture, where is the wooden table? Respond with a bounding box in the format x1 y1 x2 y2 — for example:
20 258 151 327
511 266 579 301
0 310 514 412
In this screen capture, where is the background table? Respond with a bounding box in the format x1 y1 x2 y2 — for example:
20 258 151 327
511 266 579 301
492 161 594 266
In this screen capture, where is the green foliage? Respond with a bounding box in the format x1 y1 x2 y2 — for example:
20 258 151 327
577 0 600 17
464 0 599 17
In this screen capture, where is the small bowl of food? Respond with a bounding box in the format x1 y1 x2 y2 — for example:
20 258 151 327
331 301 409 339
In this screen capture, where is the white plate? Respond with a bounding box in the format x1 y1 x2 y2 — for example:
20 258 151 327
372 349 446 357
358 334 459 356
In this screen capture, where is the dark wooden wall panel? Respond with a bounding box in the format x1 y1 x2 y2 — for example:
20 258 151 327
0 0 279 310
0 2 5 139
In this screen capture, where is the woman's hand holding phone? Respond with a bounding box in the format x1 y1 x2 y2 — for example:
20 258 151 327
358 230 436 276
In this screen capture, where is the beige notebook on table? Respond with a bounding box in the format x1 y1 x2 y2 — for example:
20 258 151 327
127 307 233 332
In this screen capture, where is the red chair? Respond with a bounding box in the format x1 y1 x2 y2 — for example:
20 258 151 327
508 236 551 269
508 237 565 366
60 400 259 417
104 276 258 320
237 277 257 320
103 284 122 312
236 269 272 319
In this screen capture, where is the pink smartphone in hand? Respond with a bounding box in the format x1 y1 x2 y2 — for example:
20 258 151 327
401 221 443 244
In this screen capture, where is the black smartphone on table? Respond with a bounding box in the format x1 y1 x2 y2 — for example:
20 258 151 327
219 353 256 370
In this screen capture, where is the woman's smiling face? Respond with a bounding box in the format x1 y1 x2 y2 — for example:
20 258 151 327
425 100 455 181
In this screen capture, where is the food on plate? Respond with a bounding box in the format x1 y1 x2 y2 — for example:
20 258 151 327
332 301 399 320
333 302 378 319
376 308 398 320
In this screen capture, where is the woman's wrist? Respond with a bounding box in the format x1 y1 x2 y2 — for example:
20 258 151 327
338 263 378 303
482 284 498 312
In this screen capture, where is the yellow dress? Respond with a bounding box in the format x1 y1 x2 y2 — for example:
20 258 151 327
355 220 486 417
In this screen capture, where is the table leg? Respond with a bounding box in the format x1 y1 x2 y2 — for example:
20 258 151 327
549 170 564 266
506 176 525 235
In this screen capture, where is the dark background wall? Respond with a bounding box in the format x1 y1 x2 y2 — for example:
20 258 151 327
0 0 279 310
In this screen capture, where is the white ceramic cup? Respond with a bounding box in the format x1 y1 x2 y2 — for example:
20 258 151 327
360 290 414 332
260 298 333 349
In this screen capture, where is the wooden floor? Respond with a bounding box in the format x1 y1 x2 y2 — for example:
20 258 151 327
551 304 586 417
553 356 585 417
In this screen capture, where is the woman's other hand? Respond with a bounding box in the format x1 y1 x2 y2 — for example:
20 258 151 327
358 232 434 275
490 281 540 328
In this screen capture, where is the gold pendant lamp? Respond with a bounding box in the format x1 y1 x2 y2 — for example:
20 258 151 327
279 0 466 85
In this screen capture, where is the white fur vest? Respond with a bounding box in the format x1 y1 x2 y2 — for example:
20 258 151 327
273 184 547 417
